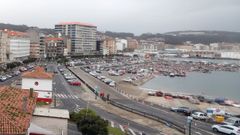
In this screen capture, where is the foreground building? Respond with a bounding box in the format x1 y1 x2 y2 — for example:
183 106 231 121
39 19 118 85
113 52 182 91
0 86 37 135
55 22 97 56
22 66 53 103
31 107 69 135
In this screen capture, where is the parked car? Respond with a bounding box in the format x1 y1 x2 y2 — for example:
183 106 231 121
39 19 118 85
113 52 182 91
191 112 209 120
0 76 7 82
69 80 81 86
170 107 191 116
109 81 116 87
148 91 155 96
224 117 240 127
212 124 240 135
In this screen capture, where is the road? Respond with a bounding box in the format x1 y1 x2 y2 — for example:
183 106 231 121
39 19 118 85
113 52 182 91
69 66 219 135
48 64 160 135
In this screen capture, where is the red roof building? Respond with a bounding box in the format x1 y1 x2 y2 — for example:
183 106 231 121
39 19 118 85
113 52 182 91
22 67 53 79
0 86 37 135
22 67 53 103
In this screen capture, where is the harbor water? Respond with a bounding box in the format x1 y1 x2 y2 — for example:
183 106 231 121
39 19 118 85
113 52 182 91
142 71 240 102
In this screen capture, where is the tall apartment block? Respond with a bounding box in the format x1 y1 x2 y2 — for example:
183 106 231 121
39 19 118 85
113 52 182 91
55 22 97 56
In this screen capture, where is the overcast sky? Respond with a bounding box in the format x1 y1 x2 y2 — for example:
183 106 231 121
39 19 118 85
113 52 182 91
0 0 240 35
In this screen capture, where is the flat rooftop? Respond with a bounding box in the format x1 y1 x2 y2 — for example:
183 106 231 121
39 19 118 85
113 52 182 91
33 107 70 119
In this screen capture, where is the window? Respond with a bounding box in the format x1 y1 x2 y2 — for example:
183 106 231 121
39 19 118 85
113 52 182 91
221 126 233 130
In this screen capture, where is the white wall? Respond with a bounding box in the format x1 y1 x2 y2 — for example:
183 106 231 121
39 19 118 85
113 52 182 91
9 38 30 61
221 52 240 59
22 78 52 91
37 91 52 99
116 39 127 51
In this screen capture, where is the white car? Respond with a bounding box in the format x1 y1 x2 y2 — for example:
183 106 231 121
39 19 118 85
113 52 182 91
212 124 240 135
191 112 209 120
109 81 116 87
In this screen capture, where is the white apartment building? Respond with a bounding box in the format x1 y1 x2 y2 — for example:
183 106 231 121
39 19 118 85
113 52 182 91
55 22 97 55
116 38 127 52
9 38 30 61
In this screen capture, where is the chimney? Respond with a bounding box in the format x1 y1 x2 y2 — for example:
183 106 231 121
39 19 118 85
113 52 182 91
22 97 27 112
30 88 33 98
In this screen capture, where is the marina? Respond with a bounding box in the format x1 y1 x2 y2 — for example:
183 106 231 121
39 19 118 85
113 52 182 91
142 71 240 102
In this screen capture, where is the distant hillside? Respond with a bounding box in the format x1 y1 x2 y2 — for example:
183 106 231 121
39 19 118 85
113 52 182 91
0 23 55 34
157 31 240 44
104 31 135 38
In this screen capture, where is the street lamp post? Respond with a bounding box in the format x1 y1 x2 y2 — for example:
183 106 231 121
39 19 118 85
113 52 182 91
187 116 193 135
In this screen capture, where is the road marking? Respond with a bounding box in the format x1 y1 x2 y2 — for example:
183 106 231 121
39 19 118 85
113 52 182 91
119 125 124 132
111 121 114 128
128 128 136 135
195 132 202 135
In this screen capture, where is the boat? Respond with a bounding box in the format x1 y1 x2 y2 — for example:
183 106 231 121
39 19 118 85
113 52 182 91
169 73 175 77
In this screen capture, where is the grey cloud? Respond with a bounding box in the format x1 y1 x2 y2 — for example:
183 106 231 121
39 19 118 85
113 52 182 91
0 0 239 34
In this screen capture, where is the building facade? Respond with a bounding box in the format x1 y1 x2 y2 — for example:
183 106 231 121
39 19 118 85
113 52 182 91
127 38 138 51
6 30 30 61
0 31 8 63
39 34 46 58
55 22 97 56
22 67 53 103
103 38 116 55
96 40 104 55
30 43 40 59
116 38 127 52
139 40 164 52
45 37 70 58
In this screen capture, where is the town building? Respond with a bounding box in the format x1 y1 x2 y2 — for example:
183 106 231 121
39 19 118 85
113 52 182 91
127 38 138 51
103 38 116 55
0 86 37 135
193 44 209 50
4 30 30 61
31 107 69 135
45 36 70 58
55 22 97 56
21 66 53 103
116 38 127 52
139 40 164 52
96 40 104 55
0 30 8 63
39 33 46 58
30 43 40 59
27 27 41 59
45 37 64 58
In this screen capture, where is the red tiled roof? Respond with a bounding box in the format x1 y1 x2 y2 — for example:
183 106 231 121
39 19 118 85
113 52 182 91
0 86 37 134
1 29 27 37
22 66 53 79
57 22 96 27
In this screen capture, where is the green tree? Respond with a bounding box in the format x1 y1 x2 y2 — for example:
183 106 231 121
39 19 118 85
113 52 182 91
70 109 108 135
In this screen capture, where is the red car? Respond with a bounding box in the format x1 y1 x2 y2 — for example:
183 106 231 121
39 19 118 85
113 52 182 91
69 81 81 86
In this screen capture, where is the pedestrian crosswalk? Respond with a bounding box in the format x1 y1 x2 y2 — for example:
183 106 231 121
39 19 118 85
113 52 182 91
55 93 79 99
109 120 142 135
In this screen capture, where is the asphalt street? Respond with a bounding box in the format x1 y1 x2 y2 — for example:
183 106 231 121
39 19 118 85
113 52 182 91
48 64 160 135
69 66 220 135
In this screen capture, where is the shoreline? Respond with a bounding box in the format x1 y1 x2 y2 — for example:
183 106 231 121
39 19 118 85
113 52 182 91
138 73 240 107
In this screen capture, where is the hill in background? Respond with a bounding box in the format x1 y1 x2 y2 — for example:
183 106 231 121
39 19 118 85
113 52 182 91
1 23 240 45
